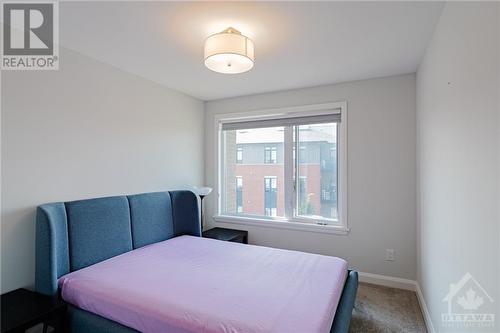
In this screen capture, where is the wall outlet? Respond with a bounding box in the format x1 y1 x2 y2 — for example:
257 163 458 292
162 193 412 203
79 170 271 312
385 249 395 261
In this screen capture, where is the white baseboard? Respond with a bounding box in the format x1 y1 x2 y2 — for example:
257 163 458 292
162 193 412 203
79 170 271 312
415 283 436 333
358 272 416 291
357 272 435 333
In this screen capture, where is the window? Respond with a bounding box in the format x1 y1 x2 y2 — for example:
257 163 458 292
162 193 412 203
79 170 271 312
217 102 347 232
264 146 277 164
264 176 277 216
236 176 243 213
236 147 243 163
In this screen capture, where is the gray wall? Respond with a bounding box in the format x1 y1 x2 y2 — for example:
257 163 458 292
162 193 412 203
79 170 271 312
1 47 204 293
416 2 499 331
205 74 417 279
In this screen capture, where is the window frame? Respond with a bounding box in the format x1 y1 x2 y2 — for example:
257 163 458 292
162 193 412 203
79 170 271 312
213 101 348 235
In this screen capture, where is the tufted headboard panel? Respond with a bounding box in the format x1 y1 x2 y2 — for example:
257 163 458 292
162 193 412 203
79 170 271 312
35 190 200 296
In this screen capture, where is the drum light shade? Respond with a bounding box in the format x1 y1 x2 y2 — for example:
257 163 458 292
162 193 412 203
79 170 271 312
204 27 254 74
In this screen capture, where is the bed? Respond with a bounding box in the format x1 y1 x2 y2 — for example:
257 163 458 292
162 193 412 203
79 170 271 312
35 190 358 333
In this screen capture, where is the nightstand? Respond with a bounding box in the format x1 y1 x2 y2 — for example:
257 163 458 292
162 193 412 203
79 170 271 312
1 288 66 333
202 227 248 244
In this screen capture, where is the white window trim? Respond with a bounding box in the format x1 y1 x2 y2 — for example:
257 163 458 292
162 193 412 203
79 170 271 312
213 101 349 235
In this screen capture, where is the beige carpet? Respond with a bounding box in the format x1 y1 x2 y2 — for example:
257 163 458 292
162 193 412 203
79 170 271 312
349 282 427 333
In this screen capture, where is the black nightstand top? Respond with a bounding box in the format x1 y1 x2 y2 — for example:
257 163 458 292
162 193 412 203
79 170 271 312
202 227 248 244
1 288 66 333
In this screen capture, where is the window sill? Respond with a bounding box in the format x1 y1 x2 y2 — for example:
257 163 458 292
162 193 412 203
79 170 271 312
212 215 350 235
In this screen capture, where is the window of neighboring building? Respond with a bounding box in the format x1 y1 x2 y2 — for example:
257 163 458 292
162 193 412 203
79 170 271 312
216 102 347 232
264 176 277 216
236 147 243 164
264 146 277 164
236 176 243 213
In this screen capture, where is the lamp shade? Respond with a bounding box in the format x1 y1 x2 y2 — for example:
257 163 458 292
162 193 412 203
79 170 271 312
194 186 213 197
204 27 254 74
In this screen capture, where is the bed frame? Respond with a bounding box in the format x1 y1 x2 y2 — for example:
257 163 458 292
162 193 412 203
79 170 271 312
35 190 358 333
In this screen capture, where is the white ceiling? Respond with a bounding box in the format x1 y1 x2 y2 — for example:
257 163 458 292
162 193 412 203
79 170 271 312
60 1 443 101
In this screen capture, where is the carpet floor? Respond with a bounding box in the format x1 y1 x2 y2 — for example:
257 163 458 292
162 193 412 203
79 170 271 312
349 282 427 333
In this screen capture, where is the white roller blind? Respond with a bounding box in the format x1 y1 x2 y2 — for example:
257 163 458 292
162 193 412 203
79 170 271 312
221 112 341 131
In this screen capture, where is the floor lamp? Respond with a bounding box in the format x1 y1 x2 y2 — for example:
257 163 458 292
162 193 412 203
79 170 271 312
195 187 212 231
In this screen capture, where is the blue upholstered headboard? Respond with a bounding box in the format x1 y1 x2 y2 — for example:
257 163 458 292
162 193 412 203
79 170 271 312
35 190 200 296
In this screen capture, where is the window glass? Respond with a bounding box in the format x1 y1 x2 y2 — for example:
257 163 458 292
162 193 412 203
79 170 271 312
220 114 342 226
296 123 338 220
223 127 284 217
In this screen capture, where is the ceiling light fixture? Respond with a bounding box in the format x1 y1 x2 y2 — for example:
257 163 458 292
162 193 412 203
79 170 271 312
204 27 254 74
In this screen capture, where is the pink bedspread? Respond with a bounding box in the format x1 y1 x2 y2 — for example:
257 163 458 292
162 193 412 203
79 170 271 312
59 235 347 333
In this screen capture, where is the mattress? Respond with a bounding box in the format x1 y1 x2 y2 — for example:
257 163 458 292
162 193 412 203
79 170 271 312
59 235 348 333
